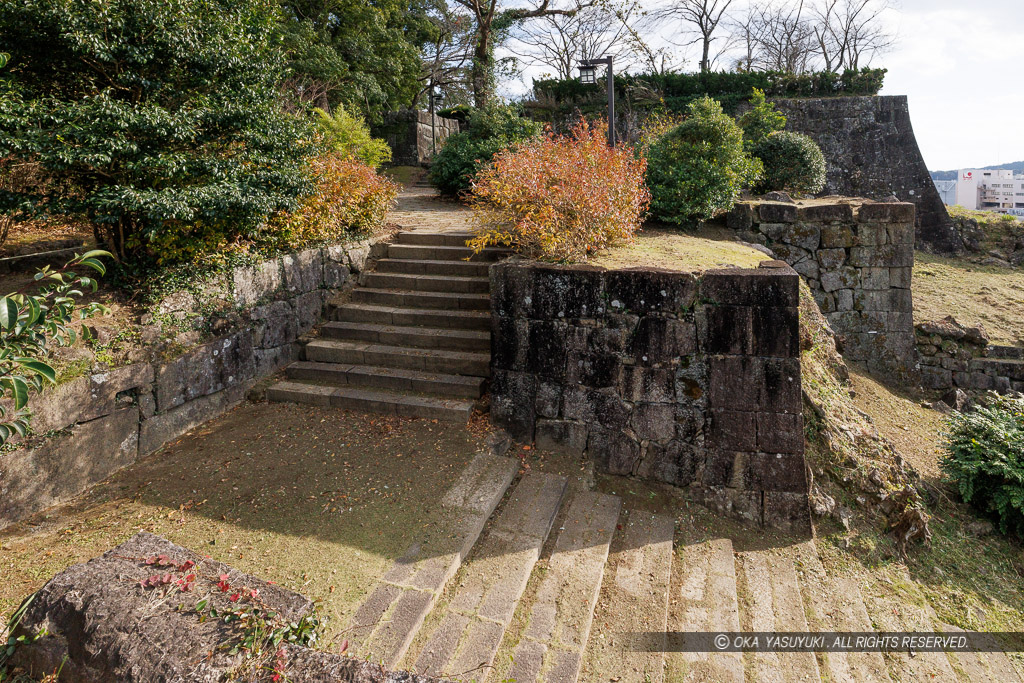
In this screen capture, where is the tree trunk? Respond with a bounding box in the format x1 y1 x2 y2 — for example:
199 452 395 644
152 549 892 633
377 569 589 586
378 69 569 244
472 29 493 108
701 38 710 72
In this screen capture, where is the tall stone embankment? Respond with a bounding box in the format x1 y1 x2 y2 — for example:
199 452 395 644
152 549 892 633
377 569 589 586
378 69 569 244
728 199 918 384
774 95 962 255
489 259 809 531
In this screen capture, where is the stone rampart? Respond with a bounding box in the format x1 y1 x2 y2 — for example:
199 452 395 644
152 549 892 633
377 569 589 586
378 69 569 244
917 316 1024 393
489 259 808 530
373 110 461 166
774 95 962 255
0 240 375 529
728 199 917 383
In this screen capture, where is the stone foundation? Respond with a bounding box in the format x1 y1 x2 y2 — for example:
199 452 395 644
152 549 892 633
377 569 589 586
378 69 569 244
373 110 461 166
916 317 1024 393
489 259 809 531
0 240 375 530
728 199 918 383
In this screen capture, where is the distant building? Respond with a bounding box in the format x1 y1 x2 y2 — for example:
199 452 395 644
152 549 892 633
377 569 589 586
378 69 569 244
933 179 956 205
939 169 1024 217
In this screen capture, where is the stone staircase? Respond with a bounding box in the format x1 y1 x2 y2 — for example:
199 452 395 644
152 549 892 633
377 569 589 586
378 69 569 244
343 453 1023 682
267 231 509 421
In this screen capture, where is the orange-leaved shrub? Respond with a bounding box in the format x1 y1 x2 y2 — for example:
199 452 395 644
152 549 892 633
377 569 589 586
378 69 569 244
264 154 398 249
467 121 649 262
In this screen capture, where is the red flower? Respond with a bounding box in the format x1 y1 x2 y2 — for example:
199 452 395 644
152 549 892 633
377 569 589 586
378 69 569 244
229 592 240 603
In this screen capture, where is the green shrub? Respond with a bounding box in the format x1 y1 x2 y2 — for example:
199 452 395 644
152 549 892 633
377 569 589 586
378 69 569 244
315 105 392 168
752 131 826 195
428 104 541 197
646 97 761 225
738 88 786 150
0 252 110 444
0 0 317 272
940 394 1024 536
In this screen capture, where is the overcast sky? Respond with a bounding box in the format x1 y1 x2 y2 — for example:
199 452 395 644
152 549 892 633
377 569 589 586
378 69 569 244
501 0 1024 172
882 0 1024 170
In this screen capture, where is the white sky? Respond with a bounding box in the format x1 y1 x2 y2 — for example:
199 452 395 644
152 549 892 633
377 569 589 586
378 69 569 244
500 0 1024 171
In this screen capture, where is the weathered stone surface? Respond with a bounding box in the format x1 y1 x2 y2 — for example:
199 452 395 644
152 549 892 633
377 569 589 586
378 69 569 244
274 646 440 682
605 269 698 314
757 203 798 223
0 408 139 528
774 96 961 254
140 382 249 455
154 331 256 410
282 248 324 293
232 258 282 307
11 533 314 683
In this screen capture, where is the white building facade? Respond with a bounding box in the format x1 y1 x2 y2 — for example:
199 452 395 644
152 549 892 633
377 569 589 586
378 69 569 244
947 169 1024 217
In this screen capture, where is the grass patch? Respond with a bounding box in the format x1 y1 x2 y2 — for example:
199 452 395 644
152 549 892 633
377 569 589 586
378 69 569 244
590 225 767 271
0 401 489 647
914 251 1024 345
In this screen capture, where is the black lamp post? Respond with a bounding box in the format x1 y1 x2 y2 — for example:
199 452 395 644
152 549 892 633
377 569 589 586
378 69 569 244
429 88 443 158
580 56 616 146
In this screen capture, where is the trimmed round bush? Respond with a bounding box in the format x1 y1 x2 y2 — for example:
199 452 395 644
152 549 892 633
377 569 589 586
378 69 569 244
429 105 541 197
752 131 826 195
646 96 762 225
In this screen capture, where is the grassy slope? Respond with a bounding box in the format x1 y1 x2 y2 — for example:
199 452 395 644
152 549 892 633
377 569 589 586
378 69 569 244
914 252 1024 345
590 225 767 271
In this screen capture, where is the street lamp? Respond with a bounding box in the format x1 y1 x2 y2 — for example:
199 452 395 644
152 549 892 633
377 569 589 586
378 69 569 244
579 56 616 146
429 88 443 158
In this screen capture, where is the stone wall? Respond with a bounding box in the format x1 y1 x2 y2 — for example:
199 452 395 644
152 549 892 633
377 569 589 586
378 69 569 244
489 259 809 530
774 96 963 255
0 240 374 530
728 199 918 383
917 316 1024 393
373 110 461 166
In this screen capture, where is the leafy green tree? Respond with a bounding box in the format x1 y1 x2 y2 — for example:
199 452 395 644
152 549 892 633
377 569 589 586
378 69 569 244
280 0 430 116
0 251 110 444
0 0 317 271
646 96 761 225
737 88 787 150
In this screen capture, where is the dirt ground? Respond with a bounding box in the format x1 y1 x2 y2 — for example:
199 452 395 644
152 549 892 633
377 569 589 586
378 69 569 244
0 402 492 647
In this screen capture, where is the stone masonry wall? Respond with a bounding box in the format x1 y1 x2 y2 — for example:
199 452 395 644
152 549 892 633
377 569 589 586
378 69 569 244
0 240 375 530
489 259 808 530
728 199 918 383
773 95 963 255
373 110 461 166
917 316 1024 393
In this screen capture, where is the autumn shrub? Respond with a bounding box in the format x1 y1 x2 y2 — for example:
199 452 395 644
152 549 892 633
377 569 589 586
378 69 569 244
646 96 762 225
429 104 542 197
263 155 398 249
940 393 1024 537
752 131 826 195
467 121 648 262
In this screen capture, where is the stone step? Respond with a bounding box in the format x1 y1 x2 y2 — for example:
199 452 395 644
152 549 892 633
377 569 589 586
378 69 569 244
735 547 821 683
352 288 492 312
409 472 568 679
320 321 490 352
668 537 744 682
331 303 491 331
860 574 958 682
387 244 508 262
940 623 1024 682
375 258 492 278
795 542 892 682
347 454 519 669
396 232 476 247
582 512 675 683
363 272 490 294
305 339 490 377
285 361 485 399
503 491 621 682
266 381 475 421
